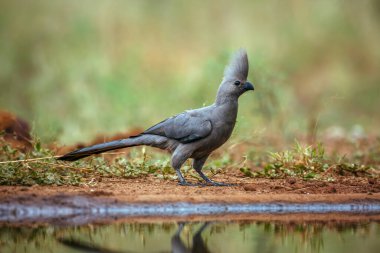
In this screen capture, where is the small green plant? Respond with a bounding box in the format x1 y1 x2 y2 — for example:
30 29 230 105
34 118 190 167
0 138 85 185
241 141 377 180
1 133 378 186
0 136 177 185
0 136 223 186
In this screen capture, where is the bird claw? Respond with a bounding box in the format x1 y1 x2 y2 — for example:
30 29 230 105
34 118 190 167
178 181 201 186
205 181 236 187
177 178 236 187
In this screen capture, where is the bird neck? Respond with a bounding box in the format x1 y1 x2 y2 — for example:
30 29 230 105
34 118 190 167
214 90 239 120
214 97 238 125
215 90 238 106
215 79 239 106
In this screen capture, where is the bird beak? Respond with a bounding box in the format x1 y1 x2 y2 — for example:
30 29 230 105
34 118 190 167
243 81 254 91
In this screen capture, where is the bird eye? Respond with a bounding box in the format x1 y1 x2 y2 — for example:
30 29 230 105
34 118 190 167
234 80 240 86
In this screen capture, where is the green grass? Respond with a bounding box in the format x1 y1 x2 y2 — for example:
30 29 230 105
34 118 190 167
0 134 225 185
0 138 83 185
1 133 378 186
240 141 379 180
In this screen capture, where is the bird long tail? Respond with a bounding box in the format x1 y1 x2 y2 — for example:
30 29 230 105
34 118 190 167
57 134 171 161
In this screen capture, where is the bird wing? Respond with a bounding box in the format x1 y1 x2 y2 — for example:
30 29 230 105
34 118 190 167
142 111 212 143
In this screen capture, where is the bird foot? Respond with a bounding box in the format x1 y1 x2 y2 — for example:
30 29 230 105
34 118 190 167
178 181 201 186
204 181 236 187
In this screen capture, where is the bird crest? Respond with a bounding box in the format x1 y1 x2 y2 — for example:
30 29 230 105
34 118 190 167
224 49 249 81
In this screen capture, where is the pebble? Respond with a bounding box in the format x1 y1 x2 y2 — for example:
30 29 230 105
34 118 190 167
243 184 256 191
327 186 337 193
368 178 376 185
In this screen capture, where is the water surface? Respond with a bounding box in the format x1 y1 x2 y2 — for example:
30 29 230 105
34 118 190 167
1 220 379 253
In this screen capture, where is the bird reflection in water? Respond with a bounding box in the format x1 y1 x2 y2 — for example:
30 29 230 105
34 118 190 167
172 222 211 253
57 222 212 253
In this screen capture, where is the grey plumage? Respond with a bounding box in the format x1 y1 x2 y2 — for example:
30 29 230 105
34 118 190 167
58 49 255 186
224 49 249 81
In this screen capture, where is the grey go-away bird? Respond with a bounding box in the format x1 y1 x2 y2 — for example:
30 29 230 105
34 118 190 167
58 49 254 186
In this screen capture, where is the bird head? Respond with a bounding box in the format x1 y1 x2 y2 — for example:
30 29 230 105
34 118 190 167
216 49 254 104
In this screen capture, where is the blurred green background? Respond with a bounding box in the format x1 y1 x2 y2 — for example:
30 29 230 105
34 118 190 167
0 0 379 145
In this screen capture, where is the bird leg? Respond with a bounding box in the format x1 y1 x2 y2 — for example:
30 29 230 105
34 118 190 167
194 169 234 186
176 169 199 186
193 156 234 186
172 151 200 186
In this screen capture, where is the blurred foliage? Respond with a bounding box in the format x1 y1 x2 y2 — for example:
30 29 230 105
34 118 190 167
240 140 378 179
0 0 379 144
